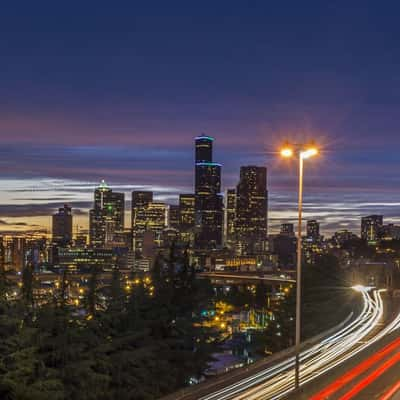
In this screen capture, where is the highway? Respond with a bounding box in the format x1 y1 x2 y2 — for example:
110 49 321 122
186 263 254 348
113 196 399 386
307 334 400 399
195 287 400 400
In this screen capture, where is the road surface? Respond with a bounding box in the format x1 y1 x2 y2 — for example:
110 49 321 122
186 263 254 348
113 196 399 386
163 287 397 400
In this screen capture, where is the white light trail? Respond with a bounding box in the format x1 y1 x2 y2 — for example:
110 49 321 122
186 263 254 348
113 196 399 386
200 286 393 400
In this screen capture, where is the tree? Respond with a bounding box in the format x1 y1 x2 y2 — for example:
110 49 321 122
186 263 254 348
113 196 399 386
108 266 124 312
255 281 269 309
58 268 68 309
264 288 295 353
0 245 219 400
0 259 7 302
86 265 101 316
98 246 217 399
22 263 34 309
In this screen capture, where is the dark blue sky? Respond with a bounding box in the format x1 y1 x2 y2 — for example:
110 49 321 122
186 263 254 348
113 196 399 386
1 1 400 234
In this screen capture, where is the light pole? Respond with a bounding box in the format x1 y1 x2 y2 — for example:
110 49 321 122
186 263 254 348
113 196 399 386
280 145 318 389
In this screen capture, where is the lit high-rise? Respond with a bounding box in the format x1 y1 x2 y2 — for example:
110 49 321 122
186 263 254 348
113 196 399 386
169 205 180 229
194 134 223 249
235 166 268 255
131 191 153 254
306 219 320 241
89 180 125 248
361 215 383 243
0 236 4 273
280 223 294 237
52 204 73 246
143 202 168 238
179 194 195 244
224 188 236 248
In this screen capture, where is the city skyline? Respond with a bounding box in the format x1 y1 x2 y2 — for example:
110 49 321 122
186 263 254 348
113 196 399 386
2 3 400 234
2 4 400 400
1 136 399 237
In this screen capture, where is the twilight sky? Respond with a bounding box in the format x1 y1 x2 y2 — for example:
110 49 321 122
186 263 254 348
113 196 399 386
1 1 400 235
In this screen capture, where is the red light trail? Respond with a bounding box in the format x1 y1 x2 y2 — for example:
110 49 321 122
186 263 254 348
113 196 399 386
380 381 400 400
338 351 400 400
310 337 400 400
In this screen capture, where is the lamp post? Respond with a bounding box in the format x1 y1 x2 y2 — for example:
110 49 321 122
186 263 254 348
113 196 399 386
280 145 318 389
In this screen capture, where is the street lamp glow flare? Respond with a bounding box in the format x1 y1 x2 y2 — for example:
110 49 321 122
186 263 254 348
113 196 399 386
280 148 294 158
301 148 318 159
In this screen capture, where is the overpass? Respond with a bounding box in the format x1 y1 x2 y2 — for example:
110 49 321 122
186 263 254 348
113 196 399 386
197 272 295 284
5 270 133 283
6 271 295 286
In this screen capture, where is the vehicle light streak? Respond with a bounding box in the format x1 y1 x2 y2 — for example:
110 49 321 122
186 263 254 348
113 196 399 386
240 290 385 400
338 351 400 400
269 288 400 400
200 287 387 400
380 381 400 400
310 337 400 399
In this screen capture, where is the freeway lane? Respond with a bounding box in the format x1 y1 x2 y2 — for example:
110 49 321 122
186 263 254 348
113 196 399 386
309 336 400 399
198 287 386 400
161 287 400 400
380 381 400 400
345 352 400 400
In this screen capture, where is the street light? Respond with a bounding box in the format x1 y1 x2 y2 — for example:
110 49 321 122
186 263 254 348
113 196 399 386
280 143 318 389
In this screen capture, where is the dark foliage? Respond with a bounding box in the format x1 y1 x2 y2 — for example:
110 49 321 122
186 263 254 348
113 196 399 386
263 253 356 352
0 249 216 400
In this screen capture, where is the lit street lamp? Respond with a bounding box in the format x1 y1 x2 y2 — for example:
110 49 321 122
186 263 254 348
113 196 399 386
280 143 318 389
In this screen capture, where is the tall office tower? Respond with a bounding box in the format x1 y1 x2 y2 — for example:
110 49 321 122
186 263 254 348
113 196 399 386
131 191 153 254
235 166 268 255
280 223 295 237
169 205 180 229
195 133 213 163
381 224 400 241
333 230 357 247
52 204 73 246
224 188 236 247
89 180 125 248
4 239 12 265
179 194 195 243
0 236 4 272
306 219 320 240
361 215 383 243
132 200 168 254
194 134 223 249
143 202 168 247
11 237 26 272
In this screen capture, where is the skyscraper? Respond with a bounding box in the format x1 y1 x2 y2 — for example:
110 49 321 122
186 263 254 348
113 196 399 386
0 236 4 273
179 194 195 229
89 180 125 248
179 194 195 244
195 134 213 163
280 223 295 237
381 223 400 241
235 166 268 255
194 134 223 249
224 188 236 248
169 205 180 229
143 202 168 247
306 220 320 241
132 198 167 254
131 191 153 254
332 230 357 247
11 237 25 272
361 215 383 243
52 204 73 246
